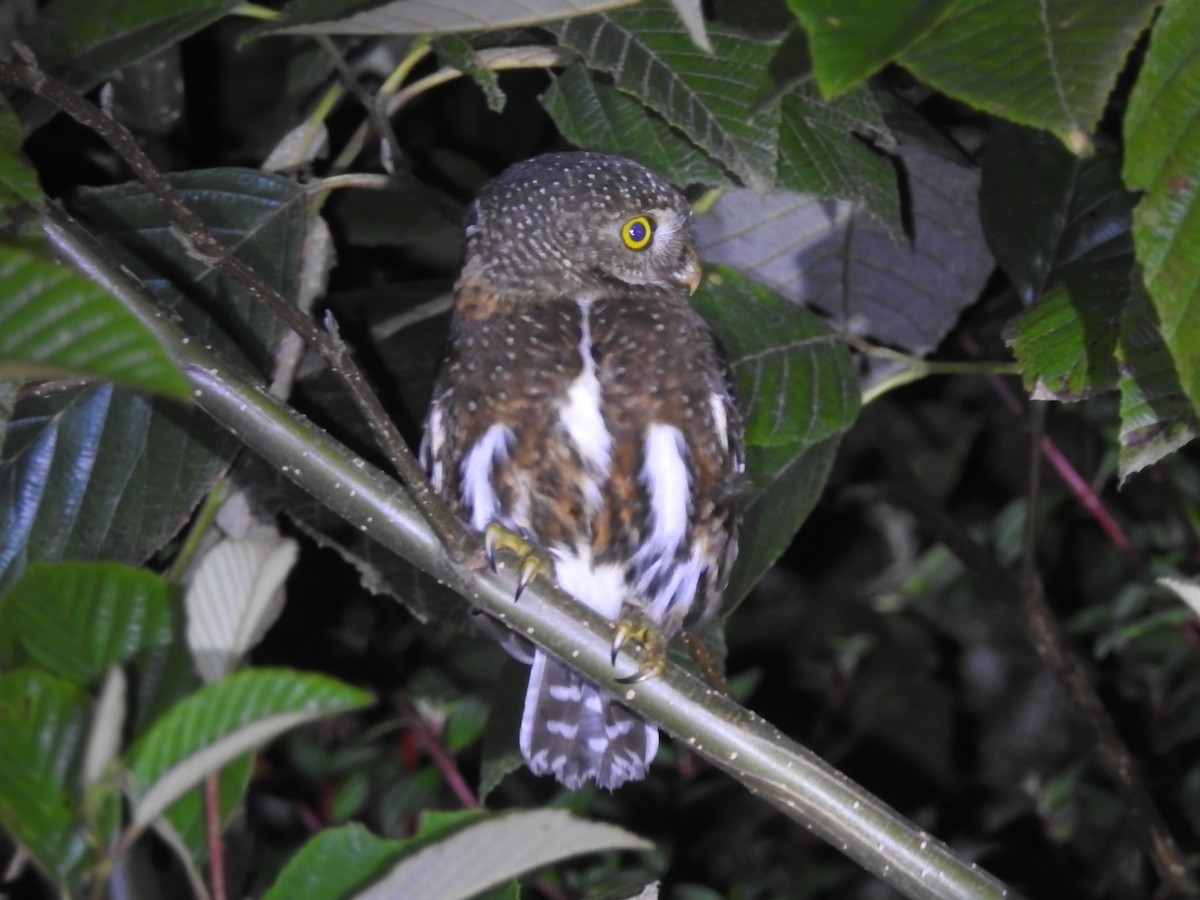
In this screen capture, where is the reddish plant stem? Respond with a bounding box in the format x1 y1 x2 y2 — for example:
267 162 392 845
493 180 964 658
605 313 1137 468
962 334 1141 566
204 774 227 900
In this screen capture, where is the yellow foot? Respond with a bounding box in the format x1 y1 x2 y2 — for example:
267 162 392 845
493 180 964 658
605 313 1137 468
483 523 550 601
611 608 667 684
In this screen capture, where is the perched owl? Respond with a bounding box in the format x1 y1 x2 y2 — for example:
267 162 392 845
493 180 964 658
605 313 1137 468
421 151 744 790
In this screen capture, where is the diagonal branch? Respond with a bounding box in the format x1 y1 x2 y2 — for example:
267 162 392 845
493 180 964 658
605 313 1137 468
45 206 1023 900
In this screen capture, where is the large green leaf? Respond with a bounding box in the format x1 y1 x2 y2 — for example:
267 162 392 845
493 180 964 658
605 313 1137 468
127 668 373 832
73 168 304 375
980 124 1135 305
786 0 956 97
695 139 992 355
695 267 859 605
0 561 174 685
540 63 728 187
1124 0 1200 417
900 0 1160 150
777 84 901 236
0 670 90 882
0 384 231 592
0 244 190 398
548 0 781 190
266 0 639 34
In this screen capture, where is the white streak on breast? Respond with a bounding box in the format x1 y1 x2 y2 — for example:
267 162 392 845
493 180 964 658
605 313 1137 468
559 299 612 511
421 403 446 491
460 422 512 530
709 391 729 454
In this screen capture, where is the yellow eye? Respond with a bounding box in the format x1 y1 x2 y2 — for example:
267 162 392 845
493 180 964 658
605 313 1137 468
621 215 655 250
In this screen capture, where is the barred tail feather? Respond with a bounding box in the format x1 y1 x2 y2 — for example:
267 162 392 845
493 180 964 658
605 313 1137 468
519 651 658 790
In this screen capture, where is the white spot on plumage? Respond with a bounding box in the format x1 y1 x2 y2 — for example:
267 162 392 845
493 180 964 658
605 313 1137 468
640 424 691 559
709 391 729 453
420 403 446 490
559 299 612 507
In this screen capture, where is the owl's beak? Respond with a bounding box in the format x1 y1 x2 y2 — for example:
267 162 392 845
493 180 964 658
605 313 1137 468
671 246 703 295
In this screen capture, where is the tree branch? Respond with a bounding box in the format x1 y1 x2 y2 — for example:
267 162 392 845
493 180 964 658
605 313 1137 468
44 206 1023 900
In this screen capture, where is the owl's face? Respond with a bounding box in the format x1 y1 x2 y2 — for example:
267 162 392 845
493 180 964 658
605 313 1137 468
461 152 700 299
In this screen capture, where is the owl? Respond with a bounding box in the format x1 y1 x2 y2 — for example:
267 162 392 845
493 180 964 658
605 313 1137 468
421 151 744 790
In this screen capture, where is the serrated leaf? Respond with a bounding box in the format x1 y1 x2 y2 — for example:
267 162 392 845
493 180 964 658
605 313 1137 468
1124 0 1200 417
185 536 298 682
0 561 174 685
264 823 404 900
1003 256 1127 402
128 668 373 832
694 268 859 605
266 0 639 34
900 0 1160 151
0 243 190 398
1115 276 1198 482
435 36 507 113
0 383 234 593
540 64 728 187
695 139 992 355
20 0 241 127
352 810 651 900
981 124 1136 305
786 0 957 96
548 0 781 190
0 670 90 882
778 85 901 236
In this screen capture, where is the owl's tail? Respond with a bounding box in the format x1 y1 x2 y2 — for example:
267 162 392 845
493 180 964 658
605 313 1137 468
519 650 659 790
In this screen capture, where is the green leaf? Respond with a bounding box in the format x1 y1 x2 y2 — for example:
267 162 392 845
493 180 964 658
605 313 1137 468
0 670 90 882
980 123 1135 305
267 811 651 900
540 64 728 187
1115 276 1198 482
1124 0 1200 416
900 0 1160 151
162 753 254 865
127 668 373 832
0 243 190 398
264 823 404 900
0 561 174 684
694 267 859 604
266 0 640 34
695 139 993 355
20 0 242 126
1002 257 1126 402
786 0 956 96
548 0 781 190
73 168 304 375
434 36 507 113
777 85 901 236
0 384 231 592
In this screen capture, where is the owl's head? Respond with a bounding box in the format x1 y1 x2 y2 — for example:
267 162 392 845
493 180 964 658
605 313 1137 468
461 152 700 298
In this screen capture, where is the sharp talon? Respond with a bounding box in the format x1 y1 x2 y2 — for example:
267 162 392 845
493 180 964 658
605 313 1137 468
483 525 500 571
616 660 663 685
514 557 540 601
611 622 632 665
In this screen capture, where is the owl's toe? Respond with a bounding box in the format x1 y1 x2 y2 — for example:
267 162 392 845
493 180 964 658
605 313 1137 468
611 609 667 684
483 522 551 601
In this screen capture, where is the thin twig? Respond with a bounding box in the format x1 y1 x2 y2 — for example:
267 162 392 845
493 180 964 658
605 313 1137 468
881 475 1198 895
960 333 1141 565
0 53 468 559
